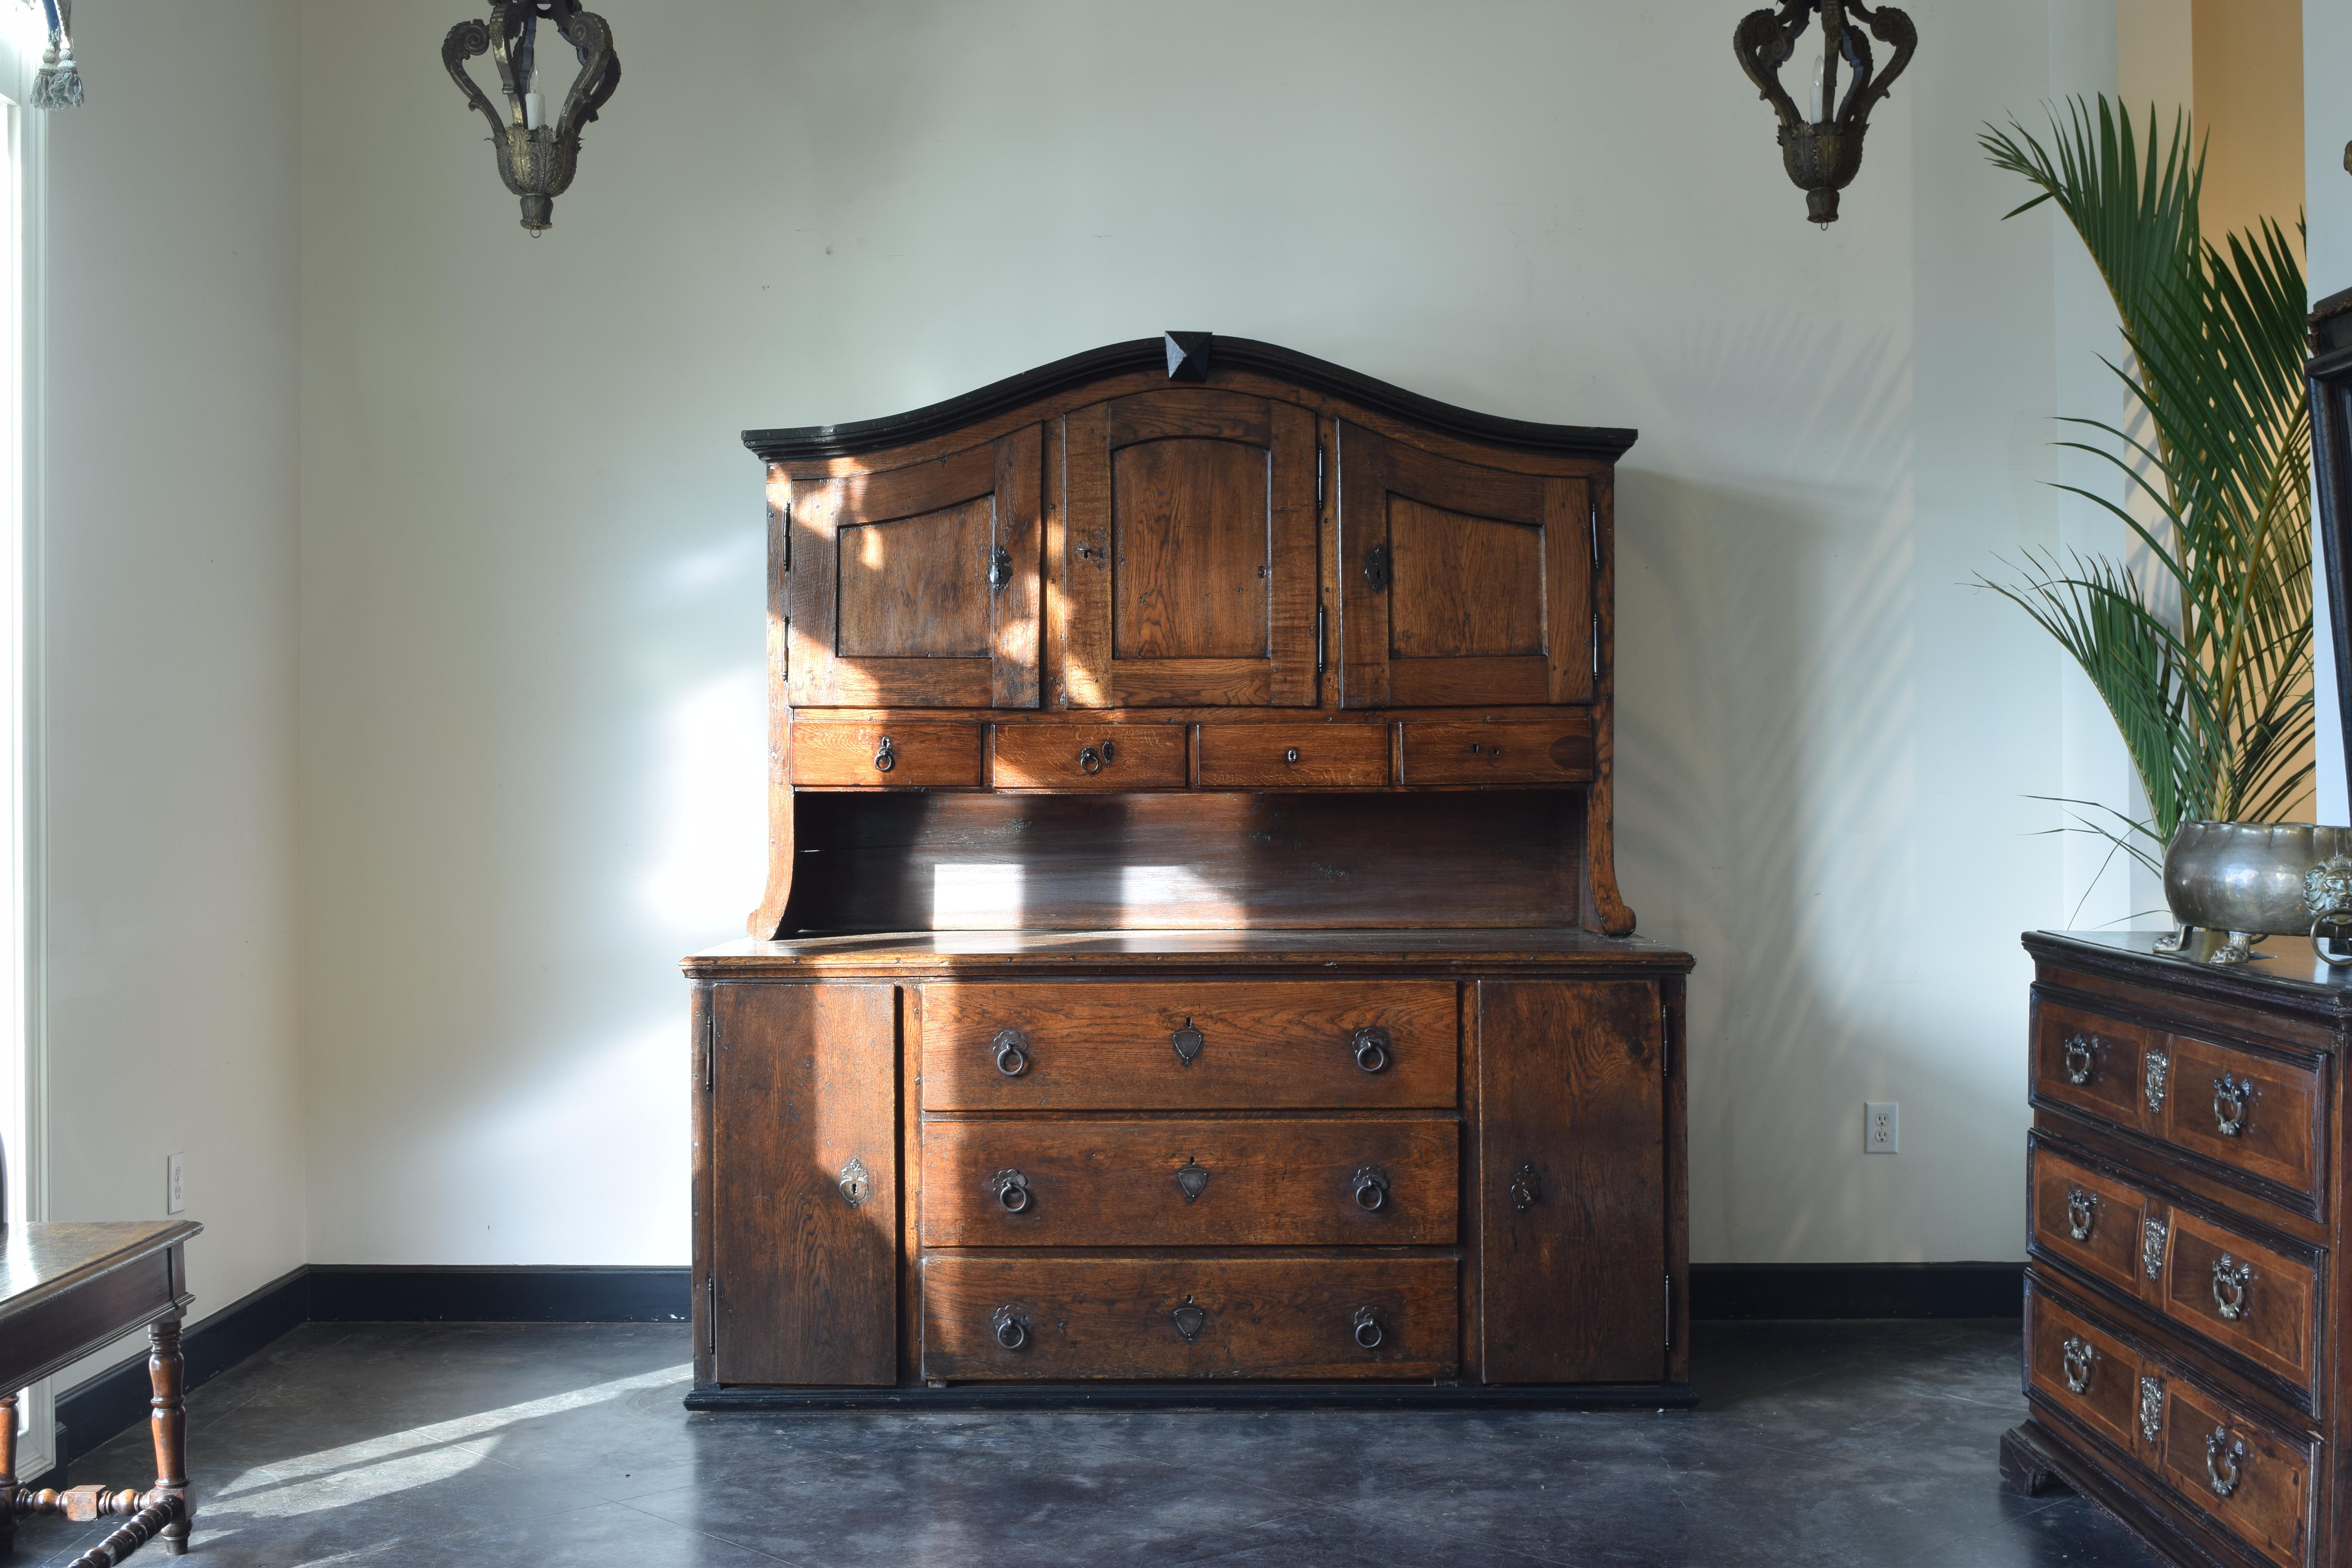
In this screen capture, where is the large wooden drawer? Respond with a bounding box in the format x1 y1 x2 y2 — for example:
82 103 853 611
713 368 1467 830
1397 719 1595 785
920 1116 1457 1247
2152 1033 2323 1204
2031 1142 2320 1407
920 1254 1459 1381
918 980 1457 1110
790 720 983 788
1196 724 1390 788
992 724 1188 789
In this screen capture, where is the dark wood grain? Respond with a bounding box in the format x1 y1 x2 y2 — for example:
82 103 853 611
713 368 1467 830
779 792 1588 933
1195 725 1390 788
1397 718 1595 785
1477 980 1665 1384
1111 438 1269 659
789 721 984 789
2161 1210 2314 1391
2153 1369 2314 1568
711 983 897 1385
992 423 1044 709
837 496 991 658
2154 1034 2322 1201
1583 467 1633 934
2031 998 2153 1132
1387 498 1542 657
1058 403 1114 709
2028 1142 2156 1305
2026 1285 2147 1460
0 1231 195 1394
919 1253 1459 1381
991 724 1188 790
919 1117 1458 1247
919 978 1456 1109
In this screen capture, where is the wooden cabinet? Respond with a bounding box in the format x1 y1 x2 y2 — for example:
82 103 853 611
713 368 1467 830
2003 933 2352 1568
693 335 1684 1408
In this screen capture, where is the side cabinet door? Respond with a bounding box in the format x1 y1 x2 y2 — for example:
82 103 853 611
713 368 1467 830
1478 979 1664 1384
1059 388 1318 707
1336 424 1592 708
711 982 898 1385
788 425 1044 708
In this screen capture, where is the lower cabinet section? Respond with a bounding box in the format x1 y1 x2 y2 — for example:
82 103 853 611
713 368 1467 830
920 1254 1460 1381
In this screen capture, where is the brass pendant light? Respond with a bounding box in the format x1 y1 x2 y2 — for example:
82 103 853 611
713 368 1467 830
1734 0 1918 225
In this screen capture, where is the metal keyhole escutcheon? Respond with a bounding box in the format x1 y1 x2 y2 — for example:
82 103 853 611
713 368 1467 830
1172 1296 1207 1343
837 1155 871 1209
1351 1026 1392 1074
1352 1305 1385 1350
873 735 895 773
1171 1019 1205 1067
1174 1157 1210 1204
987 545 1013 590
1363 543 1392 591
1283 747 1301 766
1510 1163 1541 1212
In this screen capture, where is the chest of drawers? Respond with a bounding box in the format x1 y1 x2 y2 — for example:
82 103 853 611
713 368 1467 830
681 336 1693 1407
2004 932 2352 1568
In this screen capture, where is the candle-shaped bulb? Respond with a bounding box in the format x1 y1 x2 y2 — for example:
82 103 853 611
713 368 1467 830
524 89 544 131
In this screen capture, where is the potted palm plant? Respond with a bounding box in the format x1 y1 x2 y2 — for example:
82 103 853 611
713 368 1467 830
1981 97 2327 964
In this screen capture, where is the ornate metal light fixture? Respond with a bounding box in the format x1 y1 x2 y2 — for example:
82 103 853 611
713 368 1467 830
442 0 620 235
1734 0 1917 225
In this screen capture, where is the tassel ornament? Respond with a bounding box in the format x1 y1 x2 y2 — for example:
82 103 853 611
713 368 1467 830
26 0 76 109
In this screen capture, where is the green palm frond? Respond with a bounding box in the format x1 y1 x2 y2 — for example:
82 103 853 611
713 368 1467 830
1980 97 2312 866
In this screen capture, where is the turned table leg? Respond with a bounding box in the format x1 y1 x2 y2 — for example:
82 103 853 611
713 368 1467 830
146 1320 186 1555
1 1389 17 1559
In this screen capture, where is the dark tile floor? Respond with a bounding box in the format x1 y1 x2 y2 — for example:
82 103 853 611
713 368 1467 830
16 1318 2165 1567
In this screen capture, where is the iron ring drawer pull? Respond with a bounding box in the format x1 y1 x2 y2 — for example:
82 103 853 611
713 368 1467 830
1354 1165 1390 1212
2060 1336 2095 1395
992 1305 1028 1350
2064 1187 2097 1243
2061 1034 2096 1085
2212 1254 2254 1321
1078 740 1117 774
2206 1428 2245 1497
991 1028 1031 1077
2213 1073 2256 1137
1351 1025 1392 1074
1352 1306 1385 1350
872 735 896 773
989 1169 1031 1213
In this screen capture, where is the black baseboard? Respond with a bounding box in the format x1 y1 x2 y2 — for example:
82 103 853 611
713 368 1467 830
1689 1262 2024 1320
307 1266 690 1324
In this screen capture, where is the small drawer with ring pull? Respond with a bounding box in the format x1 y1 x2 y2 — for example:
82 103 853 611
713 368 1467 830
2146 1365 2317 1568
1196 724 1391 788
2148 1033 2323 1207
2158 1208 2318 1402
991 724 1188 790
789 720 984 788
2030 998 2154 1133
2027 1142 2154 1301
2025 1284 2145 1458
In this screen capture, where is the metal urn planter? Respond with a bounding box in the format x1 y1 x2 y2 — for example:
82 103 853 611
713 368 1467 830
2160 821 2352 965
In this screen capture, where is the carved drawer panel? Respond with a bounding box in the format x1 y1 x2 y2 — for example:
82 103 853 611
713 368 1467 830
2032 999 2153 1132
2027 1285 2147 1458
790 721 984 788
1195 724 1390 788
1396 719 1596 785
919 1254 1459 1381
920 1116 1457 1247
2029 1145 2155 1300
2150 1034 2322 1205
991 724 1188 790
2149 1370 2317 1568
918 980 1457 1110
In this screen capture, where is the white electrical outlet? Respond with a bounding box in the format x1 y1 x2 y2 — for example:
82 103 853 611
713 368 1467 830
166 1152 185 1215
1866 1102 1899 1154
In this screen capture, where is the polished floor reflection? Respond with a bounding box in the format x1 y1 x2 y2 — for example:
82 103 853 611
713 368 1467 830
18 1318 2163 1566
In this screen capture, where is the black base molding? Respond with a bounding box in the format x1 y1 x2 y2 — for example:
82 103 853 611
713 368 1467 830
686 1381 1699 1412
1689 1262 2024 1321
307 1266 690 1324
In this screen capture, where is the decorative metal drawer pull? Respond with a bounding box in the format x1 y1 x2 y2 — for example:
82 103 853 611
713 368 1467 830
837 1155 871 1209
988 1169 1031 1213
2212 1254 2254 1322
1171 1018 1205 1067
991 1305 1028 1351
2142 1218 2168 1280
2061 1034 2096 1085
991 1028 1031 1078
1352 1305 1385 1350
1174 1156 1210 1204
2212 1073 2256 1137
1353 1165 1391 1212
2145 1047 2169 1112
1077 740 1117 774
2065 1187 2098 1243
2060 1335 2096 1395
1510 1163 1541 1212
872 735 896 773
2205 1428 2245 1497
1350 1025 1392 1074
1171 1295 1207 1343
2139 1376 2164 1441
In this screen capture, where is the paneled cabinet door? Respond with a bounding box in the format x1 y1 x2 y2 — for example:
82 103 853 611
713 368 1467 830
788 425 1043 708
1478 979 1665 1384
1059 389 1318 707
710 982 898 1385
1337 425 1592 708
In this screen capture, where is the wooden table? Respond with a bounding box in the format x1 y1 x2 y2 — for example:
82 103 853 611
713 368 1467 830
0 1221 199 1563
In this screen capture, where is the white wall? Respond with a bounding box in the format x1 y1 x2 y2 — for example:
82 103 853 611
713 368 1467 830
42 0 304 1359
2311 0 2352 824
295 0 2132 1267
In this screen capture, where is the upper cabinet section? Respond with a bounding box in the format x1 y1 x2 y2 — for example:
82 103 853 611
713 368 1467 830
1061 389 1318 708
1336 425 1593 710
787 424 1043 708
